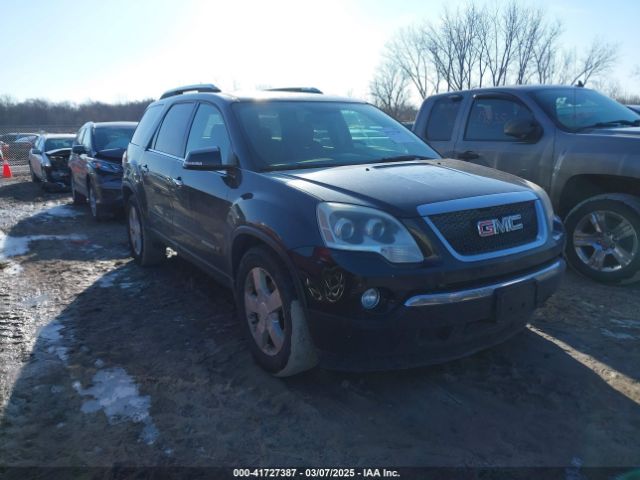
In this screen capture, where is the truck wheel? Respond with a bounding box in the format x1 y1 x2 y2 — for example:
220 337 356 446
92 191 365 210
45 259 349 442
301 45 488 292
126 197 166 266
236 247 318 377
565 194 640 283
70 176 86 205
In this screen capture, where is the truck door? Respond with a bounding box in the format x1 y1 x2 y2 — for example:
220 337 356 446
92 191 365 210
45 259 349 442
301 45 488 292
450 93 553 187
414 94 465 158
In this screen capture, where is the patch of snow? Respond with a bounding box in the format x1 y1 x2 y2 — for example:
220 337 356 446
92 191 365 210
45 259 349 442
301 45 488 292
0 231 87 259
38 205 84 218
39 321 70 362
0 261 22 276
73 367 159 445
601 328 635 340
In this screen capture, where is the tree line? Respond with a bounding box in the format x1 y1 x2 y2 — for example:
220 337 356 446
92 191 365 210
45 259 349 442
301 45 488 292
370 1 629 119
0 96 153 126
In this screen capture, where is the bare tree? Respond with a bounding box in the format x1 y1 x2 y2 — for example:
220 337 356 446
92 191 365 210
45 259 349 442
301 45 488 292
570 39 618 86
369 60 411 119
386 26 433 99
532 20 563 84
513 6 545 84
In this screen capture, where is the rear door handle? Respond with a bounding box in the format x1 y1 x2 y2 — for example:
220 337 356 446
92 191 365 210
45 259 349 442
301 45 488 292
140 164 149 173
171 177 183 187
457 150 480 161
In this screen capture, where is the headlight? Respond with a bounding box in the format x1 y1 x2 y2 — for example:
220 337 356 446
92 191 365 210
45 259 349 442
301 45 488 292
41 155 51 167
90 160 123 173
317 202 424 263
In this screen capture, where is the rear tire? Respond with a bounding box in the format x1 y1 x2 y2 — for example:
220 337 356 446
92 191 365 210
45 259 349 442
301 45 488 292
126 196 166 266
236 246 318 377
565 193 640 283
71 176 86 205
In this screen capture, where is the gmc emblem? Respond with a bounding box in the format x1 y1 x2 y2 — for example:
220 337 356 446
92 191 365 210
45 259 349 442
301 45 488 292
477 214 523 237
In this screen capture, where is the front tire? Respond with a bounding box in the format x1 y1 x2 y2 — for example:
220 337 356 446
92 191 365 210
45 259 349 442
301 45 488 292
88 181 109 221
126 197 166 266
565 193 640 283
30 163 40 183
71 176 86 205
236 247 318 377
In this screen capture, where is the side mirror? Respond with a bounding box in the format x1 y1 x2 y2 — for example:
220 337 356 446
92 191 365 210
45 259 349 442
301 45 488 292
504 119 542 142
183 147 225 170
31 148 42 155
72 144 87 155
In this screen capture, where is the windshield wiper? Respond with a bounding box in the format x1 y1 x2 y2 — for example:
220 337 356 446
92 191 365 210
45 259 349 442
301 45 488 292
578 119 640 131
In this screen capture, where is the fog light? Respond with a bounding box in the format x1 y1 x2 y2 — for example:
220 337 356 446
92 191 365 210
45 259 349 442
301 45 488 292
361 288 380 309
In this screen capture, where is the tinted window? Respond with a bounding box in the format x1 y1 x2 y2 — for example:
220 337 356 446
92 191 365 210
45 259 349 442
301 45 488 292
81 128 91 150
426 97 462 141
131 104 163 146
186 103 232 163
532 88 640 131
465 98 534 141
93 126 136 152
234 101 439 170
44 138 74 151
154 103 195 157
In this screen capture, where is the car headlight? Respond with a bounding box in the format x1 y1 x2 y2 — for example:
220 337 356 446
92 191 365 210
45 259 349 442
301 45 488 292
90 160 123 173
317 202 424 263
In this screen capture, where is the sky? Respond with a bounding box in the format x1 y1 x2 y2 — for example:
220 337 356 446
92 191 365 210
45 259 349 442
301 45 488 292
0 0 638 104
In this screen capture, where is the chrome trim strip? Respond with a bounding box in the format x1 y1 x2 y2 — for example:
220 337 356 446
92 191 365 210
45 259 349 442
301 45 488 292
404 259 565 307
418 191 548 262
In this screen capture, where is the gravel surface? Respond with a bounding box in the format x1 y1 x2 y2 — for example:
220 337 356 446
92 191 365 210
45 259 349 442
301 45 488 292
0 177 639 468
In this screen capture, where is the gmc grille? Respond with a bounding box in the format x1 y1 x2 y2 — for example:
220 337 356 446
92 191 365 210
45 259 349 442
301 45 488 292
428 200 539 256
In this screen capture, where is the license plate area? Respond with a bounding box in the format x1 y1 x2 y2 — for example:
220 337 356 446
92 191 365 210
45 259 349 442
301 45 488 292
494 280 537 322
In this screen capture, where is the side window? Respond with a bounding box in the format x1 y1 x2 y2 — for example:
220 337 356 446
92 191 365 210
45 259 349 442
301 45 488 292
131 104 163 147
426 97 462 141
465 97 534 141
154 103 195 158
74 128 84 146
186 103 232 164
82 128 92 151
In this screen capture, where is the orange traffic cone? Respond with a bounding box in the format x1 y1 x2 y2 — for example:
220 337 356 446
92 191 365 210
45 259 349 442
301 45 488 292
2 158 12 178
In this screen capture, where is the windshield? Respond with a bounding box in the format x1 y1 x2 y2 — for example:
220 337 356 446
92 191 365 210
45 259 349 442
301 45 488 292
44 137 74 151
532 88 640 131
233 101 439 171
93 126 136 152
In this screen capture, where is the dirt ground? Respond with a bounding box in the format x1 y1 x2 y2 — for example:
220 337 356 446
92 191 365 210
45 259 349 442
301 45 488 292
0 177 639 470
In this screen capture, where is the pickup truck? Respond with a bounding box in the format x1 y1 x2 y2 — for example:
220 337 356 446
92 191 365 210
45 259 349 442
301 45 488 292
414 86 640 283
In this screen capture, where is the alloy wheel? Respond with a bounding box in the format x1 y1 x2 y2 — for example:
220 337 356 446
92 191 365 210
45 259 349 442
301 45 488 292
244 267 285 356
573 210 639 272
89 185 97 217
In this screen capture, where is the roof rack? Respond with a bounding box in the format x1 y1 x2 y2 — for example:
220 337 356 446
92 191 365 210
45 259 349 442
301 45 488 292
160 84 221 99
264 87 323 94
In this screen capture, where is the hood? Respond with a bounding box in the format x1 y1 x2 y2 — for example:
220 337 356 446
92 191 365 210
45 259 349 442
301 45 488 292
265 159 532 217
578 126 640 138
45 147 71 157
94 147 125 162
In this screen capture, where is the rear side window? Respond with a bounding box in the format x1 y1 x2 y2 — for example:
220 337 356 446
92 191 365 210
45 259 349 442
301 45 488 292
426 97 462 141
465 97 534 141
131 104 163 146
154 103 195 157
186 103 232 164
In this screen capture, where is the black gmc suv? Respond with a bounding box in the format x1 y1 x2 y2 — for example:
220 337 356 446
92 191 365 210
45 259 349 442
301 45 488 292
123 84 565 376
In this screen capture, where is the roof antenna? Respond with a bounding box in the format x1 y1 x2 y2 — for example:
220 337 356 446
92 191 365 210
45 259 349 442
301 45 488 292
575 80 585 88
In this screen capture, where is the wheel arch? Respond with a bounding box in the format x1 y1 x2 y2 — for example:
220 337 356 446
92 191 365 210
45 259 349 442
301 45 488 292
558 174 640 218
231 227 308 308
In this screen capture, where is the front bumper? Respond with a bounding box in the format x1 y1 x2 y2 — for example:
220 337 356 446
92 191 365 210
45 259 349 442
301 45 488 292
304 258 565 372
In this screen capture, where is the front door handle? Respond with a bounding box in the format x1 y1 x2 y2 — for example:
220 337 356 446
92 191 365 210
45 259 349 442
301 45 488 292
457 150 480 161
172 177 184 187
